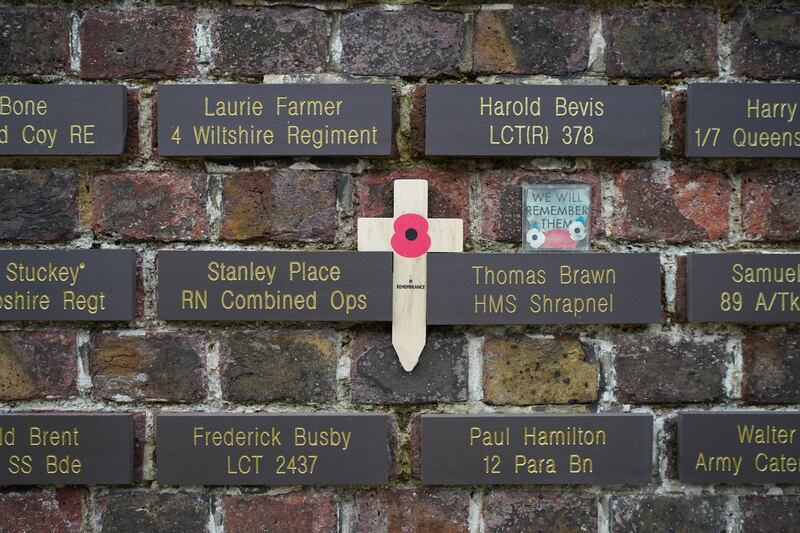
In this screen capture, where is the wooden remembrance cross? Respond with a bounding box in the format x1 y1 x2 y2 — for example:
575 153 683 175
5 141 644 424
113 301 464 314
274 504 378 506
358 180 463 371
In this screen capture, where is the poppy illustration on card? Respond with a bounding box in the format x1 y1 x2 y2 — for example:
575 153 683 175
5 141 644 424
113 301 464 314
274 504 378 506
523 184 591 251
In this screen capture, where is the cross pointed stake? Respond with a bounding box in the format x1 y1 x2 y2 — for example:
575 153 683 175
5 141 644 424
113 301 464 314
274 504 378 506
358 180 463 371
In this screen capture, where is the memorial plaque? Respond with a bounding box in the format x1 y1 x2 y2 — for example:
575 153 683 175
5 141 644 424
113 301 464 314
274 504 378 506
0 250 136 321
157 251 391 321
0 85 127 155
421 414 652 485
426 85 660 157
157 84 392 157
686 253 800 323
427 253 662 325
686 83 800 158
679 412 800 484
156 413 390 486
0 413 133 485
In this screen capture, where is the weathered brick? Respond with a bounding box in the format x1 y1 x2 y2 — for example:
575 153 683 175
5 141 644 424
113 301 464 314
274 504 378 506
603 8 718 78
221 171 341 242
354 489 469 533
354 169 470 240
351 331 468 404
220 330 337 403
211 7 327 76
89 332 207 403
0 170 78 242
610 495 727 533
474 5 590 75
223 492 337 533
613 334 729 404
96 491 209 533
80 9 197 79
731 5 800 79
743 331 800 404
341 6 465 77
612 167 729 243
91 172 209 241
669 90 687 157
0 8 70 75
483 335 598 405
125 89 140 155
0 332 77 401
0 489 83 533
740 496 800 532
483 491 597 533
410 85 427 158
741 170 800 241
132 411 146 483
662 415 679 480
481 170 601 242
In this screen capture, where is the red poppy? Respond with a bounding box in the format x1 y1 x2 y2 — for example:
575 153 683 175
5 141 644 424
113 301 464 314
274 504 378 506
391 213 431 258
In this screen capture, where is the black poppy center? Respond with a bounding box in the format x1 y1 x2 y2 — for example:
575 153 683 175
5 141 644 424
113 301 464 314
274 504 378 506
405 228 418 241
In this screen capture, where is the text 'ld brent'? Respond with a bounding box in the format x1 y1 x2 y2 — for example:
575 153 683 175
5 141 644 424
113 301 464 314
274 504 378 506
157 84 392 156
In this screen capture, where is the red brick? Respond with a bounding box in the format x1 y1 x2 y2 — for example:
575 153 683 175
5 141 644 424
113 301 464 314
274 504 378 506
91 172 209 241
611 495 727 532
88 332 207 403
221 171 341 242
125 89 140 155
354 489 469 533
0 8 70 75
743 331 800 404
0 332 77 401
341 6 465 77
612 167 729 243
211 7 328 76
223 492 337 533
484 491 597 533
80 9 197 79
731 6 800 79
474 5 590 75
481 170 601 242
354 169 469 240
97 490 208 532
0 489 83 533
0 170 78 242
410 85 427 158
741 170 800 241
669 90 686 157
740 496 800 532
603 8 718 78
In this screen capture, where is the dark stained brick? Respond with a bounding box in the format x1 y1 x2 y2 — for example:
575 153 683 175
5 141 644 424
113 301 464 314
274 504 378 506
223 492 337 533
610 495 727 533
731 5 800 79
483 335 598 405
91 172 209 241
341 6 465 77
474 5 590 75
740 496 800 532
80 9 197 79
0 489 83 533
0 8 70 75
410 85 427 158
0 332 77 401
89 332 207 403
211 7 328 76
220 330 337 404
354 489 469 533
96 491 209 533
483 491 597 533
603 8 718 78
351 331 468 404
741 170 800 241
0 170 78 242
220 171 341 242
743 331 800 404
612 167 729 243
614 334 729 404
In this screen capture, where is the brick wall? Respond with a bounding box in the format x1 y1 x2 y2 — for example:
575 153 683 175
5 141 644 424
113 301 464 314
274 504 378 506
1 1 799 532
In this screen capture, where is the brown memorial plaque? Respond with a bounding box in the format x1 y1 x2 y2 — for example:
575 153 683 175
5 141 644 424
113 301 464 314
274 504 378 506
0 85 127 155
0 413 133 485
679 412 800 484
157 251 392 321
427 253 662 325
421 414 653 485
155 413 390 486
686 253 800 323
425 85 660 157
0 250 136 321
156 84 392 157
686 83 800 158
